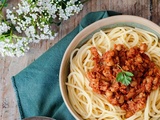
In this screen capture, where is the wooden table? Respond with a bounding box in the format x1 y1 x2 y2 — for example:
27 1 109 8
0 0 159 119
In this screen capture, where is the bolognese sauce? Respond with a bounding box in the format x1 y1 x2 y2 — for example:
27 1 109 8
87 43 160 118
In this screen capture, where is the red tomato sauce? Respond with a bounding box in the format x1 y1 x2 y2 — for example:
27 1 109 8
87 44 160 118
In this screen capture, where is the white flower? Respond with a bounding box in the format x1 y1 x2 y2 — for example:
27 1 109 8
0 41 5 48
24 26 35 38
24 16 32 25
6 9 15 21
28 26 35 34
43 25 49 34
15 26 22 33
67 0 75 3
40 34 48 39
30 13 37 20
31 7 37 12
37 1 43 6
5 38 10 43
19 1 30 14
0 22 10 35
24 29 30 38
16 9 23 15
6 9 12 14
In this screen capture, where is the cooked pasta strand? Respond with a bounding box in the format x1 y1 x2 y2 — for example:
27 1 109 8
67 27 160 120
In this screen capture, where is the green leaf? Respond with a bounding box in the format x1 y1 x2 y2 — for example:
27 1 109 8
126 77 132 81
0 0 7 8
116 72 124 82
121 76 127 85
116 66 134 86
125 71 134 77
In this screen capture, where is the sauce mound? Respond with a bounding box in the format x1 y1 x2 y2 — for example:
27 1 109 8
87 44 160 118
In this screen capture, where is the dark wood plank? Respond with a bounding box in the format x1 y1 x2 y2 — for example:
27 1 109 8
108 0 151 19
151 0 160 25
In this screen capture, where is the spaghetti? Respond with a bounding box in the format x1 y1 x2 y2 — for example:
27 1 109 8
66 27 160 120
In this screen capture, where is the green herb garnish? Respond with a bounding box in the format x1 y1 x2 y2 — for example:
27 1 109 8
116 65 134 86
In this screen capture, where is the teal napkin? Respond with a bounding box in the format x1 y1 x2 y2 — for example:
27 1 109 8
12 11 121 120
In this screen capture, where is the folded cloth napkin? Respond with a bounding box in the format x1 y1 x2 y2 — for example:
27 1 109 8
12 11 121 120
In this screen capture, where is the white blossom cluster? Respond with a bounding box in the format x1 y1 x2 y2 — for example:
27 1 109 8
0 0 84 57
0 35 29 57
35 0 83 20
6 0 83 42
57 0 83 20
0 22 10 35
0 21 29 57
6 1 57 43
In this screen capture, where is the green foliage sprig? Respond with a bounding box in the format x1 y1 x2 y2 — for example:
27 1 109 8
116 64 134 86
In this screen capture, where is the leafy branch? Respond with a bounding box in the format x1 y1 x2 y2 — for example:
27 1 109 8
0 0 7 11
116 64 134 86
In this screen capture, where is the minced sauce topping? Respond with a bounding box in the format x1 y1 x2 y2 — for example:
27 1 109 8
87 44 160 118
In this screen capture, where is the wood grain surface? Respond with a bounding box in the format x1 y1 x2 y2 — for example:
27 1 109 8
0 0 160 120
